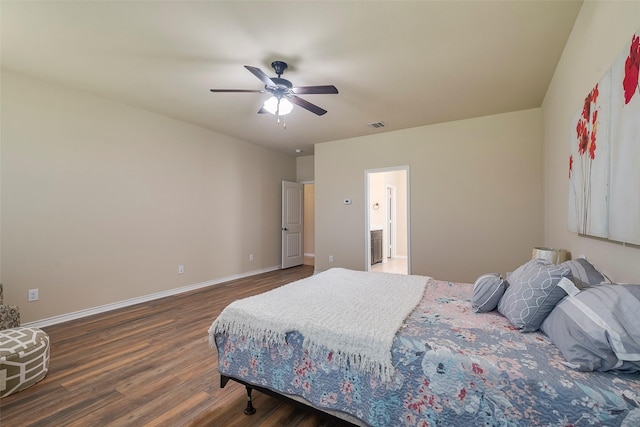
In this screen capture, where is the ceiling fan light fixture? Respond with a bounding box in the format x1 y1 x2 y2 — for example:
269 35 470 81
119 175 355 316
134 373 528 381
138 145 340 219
211 61 337 118
263 96 293 116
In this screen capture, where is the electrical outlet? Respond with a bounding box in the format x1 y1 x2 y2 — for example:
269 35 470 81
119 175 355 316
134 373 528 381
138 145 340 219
249 254 254 261
28 289 39 302
329 255 334 263
178 265 184 274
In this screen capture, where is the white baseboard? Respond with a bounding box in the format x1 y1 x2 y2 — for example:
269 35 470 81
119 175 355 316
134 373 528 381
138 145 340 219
304 253 315 258
23 265 281 329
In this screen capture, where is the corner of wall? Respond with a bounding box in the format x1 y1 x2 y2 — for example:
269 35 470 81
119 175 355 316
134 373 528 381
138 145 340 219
296 155 315 182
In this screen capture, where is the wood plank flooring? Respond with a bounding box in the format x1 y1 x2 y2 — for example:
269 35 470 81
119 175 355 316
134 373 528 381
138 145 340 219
0 265 356 427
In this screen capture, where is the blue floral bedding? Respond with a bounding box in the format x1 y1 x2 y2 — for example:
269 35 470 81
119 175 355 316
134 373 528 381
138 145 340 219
214 279 640 426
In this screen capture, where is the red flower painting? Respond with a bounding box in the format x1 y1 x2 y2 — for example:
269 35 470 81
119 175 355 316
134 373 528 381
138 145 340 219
572 83 600 234
576 84 599 159
623 34 640 104
570 30 640 242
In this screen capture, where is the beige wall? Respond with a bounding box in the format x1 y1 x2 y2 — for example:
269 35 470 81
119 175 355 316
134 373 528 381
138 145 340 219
542 1 640 283
1 70 296 323
296 155 314 182
315 109 543 283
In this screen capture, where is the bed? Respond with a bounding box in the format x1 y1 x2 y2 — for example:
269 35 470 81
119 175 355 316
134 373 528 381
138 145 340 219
209 263 640 426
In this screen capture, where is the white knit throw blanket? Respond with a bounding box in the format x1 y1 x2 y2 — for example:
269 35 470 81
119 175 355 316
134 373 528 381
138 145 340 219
209 268 428 382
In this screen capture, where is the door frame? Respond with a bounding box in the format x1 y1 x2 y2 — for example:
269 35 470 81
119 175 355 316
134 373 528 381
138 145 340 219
364 165 410 273
386 184 397 259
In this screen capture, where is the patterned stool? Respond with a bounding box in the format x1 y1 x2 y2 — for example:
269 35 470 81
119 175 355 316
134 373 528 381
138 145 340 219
0 327 50 398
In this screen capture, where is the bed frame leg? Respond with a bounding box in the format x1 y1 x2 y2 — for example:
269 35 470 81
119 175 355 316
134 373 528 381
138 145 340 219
244 385 257 415
220 375 230 388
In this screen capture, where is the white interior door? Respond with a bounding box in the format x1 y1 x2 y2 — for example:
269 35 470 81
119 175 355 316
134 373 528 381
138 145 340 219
281 180 304 269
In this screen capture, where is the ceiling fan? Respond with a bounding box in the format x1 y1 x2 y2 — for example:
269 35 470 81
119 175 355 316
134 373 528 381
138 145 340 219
210 61 338 117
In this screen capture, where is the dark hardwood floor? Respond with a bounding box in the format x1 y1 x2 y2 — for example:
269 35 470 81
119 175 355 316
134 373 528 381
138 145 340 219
0 265 356 426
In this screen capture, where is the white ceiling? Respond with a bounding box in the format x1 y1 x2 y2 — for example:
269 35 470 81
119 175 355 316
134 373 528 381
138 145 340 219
1 1 582 156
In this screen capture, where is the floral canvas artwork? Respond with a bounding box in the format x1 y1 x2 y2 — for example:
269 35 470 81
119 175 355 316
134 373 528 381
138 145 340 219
569 30 640 245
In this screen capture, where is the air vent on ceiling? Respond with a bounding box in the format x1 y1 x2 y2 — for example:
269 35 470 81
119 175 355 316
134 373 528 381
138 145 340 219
365 121 387 129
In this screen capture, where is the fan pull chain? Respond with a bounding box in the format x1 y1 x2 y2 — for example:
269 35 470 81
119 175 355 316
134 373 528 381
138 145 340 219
274 110 286 130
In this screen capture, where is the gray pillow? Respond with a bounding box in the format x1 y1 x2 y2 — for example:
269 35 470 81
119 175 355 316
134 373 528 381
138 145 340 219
472 273 506 313
541 284 640 372
505 258 543 286
497 259 572 332
560 258 610 289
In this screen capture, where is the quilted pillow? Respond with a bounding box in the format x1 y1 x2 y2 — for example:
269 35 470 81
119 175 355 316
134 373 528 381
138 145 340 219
472 273 506 313
560 258 610 289
497 259 573 332
541 284 640 372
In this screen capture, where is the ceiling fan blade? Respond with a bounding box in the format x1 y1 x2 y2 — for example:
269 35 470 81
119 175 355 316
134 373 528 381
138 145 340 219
210 89 265 93
257 106 269 114
292 85 339 95
288 95 328 116
244 65 277 87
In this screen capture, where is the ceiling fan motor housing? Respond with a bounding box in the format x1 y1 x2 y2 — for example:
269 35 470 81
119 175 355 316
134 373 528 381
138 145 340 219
271 60 288 76
270 77 292 90
268 62 292 96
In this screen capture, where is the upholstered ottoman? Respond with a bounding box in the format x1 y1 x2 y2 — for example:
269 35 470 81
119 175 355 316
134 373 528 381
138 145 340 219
0 327 50 398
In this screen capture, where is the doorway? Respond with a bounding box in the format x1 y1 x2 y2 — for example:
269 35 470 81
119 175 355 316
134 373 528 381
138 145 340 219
303 183 315 266
365 166 409 274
